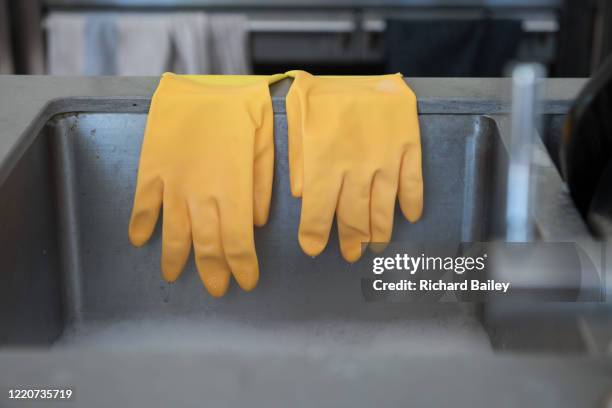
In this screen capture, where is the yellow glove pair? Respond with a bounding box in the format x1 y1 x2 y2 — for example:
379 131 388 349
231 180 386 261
129 71 423 297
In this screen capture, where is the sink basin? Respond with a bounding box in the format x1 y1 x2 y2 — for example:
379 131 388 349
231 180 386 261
1 100 601 360
0 111 508 351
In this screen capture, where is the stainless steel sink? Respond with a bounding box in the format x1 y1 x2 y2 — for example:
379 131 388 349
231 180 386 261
0 107 585 352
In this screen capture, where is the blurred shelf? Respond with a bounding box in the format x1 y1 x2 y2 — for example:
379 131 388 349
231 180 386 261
43 0 561 10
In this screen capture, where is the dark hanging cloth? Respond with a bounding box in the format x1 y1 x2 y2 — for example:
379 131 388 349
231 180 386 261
385 18 523 77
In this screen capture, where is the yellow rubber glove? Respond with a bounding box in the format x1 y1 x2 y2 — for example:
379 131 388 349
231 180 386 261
129 72 278 297
183 73 287 86
285 70 423 262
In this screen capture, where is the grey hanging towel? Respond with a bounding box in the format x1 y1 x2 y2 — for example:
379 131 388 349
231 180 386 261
385 18 523 77
45 13 86 75
115 14 173 75
209 14 251 74
45 11 251 75
84 13 119 75
46 12 121 75
171 12 212 74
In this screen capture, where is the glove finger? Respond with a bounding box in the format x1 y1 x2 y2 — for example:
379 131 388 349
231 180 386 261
370 168 400 251
219 200 259 292
253 86 275 227
160 189 192 282
129 174 163 247
190 199 232 298
336 174 372 262
399 137 424 223
298 172 343 257
286 77 304 197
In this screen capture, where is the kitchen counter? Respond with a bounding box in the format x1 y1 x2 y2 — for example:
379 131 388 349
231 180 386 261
0 75 585 184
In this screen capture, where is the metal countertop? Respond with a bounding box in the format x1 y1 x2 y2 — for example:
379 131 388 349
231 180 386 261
0 75 587 185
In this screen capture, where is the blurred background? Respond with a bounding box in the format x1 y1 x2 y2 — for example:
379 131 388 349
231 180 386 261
0 0 610 77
